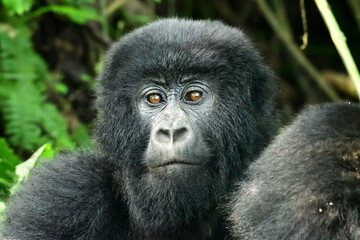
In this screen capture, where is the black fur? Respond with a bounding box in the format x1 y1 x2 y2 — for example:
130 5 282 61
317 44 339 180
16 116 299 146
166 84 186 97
3 19 276 240
230 102 360 240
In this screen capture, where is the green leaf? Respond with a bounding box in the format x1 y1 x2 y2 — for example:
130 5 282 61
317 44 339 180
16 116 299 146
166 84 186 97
55 83 68 95
0 138 21 199
10 144 52 195
39 144 55 159
0 138 21 169
60 0 95 6
80 73 91 82
2 0 34 15
16 144 47 182
25 5 100 24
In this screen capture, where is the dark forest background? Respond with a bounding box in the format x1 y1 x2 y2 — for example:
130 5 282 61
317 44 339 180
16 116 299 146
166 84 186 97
0 0 359 219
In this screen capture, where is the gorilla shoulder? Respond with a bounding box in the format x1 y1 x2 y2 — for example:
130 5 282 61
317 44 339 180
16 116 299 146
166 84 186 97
230 102 360 240
3 153 130 239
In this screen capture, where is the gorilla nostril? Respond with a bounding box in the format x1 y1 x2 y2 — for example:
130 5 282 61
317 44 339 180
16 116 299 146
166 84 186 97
159 129 170 137
156 128 171 143
173 127 188 142
155 127 189 143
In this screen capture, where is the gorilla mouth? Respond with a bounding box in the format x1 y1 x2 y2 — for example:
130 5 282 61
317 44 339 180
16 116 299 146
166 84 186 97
149 159 201 169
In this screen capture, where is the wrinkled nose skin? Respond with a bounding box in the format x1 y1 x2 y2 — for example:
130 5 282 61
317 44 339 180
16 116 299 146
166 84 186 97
155 124 190 144
152 101 195 147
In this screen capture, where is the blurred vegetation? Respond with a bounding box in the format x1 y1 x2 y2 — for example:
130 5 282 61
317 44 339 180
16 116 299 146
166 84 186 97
0 0 359 222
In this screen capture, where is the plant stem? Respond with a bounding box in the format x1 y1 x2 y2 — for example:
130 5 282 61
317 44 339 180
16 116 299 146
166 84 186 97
255 0 340 101
315 0 360 100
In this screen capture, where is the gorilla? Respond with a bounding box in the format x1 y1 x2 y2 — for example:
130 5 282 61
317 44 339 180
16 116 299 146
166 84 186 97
2 19 277 239
230 102 360 240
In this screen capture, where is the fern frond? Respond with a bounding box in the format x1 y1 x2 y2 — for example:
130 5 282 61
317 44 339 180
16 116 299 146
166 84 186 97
39 104 74 149
0 27 47 86
3 82 45 150
26 5 100 24
0 25 74 152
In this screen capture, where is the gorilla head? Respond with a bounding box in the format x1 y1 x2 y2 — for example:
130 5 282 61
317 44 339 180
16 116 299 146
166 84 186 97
2 19 277 240
95 19 276 236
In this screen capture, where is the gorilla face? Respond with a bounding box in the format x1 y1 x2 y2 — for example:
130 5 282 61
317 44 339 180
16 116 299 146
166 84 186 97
95 19 276 235
140 77 214 174
131 73 225 235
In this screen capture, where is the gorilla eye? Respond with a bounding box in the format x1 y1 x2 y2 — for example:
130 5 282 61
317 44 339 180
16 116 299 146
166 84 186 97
185 91 202 102
147 93 162 104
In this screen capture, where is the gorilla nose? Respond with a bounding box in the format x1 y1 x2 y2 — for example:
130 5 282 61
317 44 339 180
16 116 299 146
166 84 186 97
156 127 189 144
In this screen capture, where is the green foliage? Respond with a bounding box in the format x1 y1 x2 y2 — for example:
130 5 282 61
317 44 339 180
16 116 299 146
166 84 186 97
0 144 54 224
26 5 100 24
0 138 21 201
4 82 45 150
0 0 94 205
55 83 69 95
0 27 47 100
71 124 93 148
1 0 34 15
10 144 54 195
60 0 95 7
0 27 74 151
123 11 153 25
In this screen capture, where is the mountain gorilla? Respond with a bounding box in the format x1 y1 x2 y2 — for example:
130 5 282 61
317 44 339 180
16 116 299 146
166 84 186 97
2 19 277 239
230 102 360 240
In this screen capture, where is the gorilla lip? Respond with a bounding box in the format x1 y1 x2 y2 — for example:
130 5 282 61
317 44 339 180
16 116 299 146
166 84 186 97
149 159 201 169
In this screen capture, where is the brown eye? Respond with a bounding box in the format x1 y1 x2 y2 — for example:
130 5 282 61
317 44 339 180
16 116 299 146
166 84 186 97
147 94 162 104
185 91 202 102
